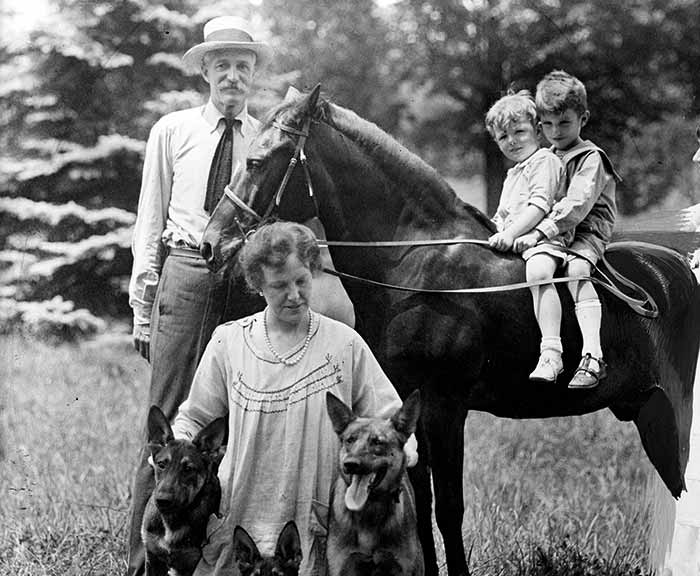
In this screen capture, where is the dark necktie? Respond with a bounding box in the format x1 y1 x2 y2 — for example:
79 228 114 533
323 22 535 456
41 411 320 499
204 117 237 213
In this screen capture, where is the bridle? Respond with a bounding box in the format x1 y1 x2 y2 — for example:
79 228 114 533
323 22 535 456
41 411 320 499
222 112 317 237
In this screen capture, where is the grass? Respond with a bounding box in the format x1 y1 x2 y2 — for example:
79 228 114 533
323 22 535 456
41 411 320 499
0 333 146 575
461 412 652 575
0 333 655 575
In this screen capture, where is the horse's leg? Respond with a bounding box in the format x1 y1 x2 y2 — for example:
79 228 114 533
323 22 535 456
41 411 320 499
425 393 469 576
409 421 438 576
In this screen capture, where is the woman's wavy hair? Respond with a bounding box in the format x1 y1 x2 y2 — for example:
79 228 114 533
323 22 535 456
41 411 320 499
238 220 322 292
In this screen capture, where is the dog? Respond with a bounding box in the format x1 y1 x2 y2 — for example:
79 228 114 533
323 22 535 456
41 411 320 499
232 521 303 576
141 405 227 576
325 390 423 576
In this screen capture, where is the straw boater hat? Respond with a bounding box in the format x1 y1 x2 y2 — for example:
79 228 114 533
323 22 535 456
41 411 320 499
182 16 272 73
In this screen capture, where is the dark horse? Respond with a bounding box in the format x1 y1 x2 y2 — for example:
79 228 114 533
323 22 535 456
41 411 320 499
201 86 700 576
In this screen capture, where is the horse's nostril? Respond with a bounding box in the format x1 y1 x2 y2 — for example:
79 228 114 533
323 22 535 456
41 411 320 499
200 242 212 263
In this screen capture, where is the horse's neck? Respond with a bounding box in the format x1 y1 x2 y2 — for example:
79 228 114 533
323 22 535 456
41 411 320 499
316 119 489 242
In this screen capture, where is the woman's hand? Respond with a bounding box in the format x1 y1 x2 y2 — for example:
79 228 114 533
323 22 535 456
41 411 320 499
488 231 515 251
404 434 419 467
513 230 543 253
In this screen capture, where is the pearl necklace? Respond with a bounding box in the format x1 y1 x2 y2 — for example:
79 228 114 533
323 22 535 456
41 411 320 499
263 308 314 366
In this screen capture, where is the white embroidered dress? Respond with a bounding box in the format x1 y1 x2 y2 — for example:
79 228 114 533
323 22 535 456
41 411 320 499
171 311 405 576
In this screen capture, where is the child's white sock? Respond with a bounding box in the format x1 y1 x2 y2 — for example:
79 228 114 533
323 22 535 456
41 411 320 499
575 298 603 358
540 336 563 356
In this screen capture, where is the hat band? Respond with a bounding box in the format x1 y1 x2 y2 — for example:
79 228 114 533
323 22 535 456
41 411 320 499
205 29 254 43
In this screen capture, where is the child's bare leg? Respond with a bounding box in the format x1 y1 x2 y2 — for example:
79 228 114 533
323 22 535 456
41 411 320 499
567 257 607 388
526 253 563 382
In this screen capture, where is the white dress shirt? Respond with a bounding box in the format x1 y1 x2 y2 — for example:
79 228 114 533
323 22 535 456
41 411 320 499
129 100 260 326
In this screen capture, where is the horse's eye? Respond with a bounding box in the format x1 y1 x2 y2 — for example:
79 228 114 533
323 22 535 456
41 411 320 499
247 158 263 170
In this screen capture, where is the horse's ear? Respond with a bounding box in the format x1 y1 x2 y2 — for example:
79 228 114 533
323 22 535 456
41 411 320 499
304 83 322 116
284 85 302 102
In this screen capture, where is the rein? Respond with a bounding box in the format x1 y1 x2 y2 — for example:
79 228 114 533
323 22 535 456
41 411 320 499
318 239 658 318
224 109 659 319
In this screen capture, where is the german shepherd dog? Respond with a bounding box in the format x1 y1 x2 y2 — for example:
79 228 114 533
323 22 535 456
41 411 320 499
141 405 227 576
232 521 303 576
325 391 423 576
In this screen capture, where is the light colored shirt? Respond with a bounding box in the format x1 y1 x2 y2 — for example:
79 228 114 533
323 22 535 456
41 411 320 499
492 147 563 232
536 140 619 254
171 311 413 576
128 100 260 326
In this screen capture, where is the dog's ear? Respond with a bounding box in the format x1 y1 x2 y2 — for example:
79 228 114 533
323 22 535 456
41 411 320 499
233 525 261 570
275 520 303 569
390 390 421 439
193 415 228 455
147 405 174 447
326 392 357 435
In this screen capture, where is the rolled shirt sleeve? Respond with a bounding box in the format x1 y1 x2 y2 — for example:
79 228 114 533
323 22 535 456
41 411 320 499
349 333 418 459
171 327 230 441
524 150 561 215
492 149 562 232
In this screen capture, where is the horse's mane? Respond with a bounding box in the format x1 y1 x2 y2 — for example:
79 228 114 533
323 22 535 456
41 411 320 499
262 94 494 232
324 101 494 230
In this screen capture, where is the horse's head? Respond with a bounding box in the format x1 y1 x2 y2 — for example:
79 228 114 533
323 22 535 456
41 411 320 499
201 85 326 271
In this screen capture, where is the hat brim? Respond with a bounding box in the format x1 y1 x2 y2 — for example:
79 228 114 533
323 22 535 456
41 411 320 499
183 41 272 73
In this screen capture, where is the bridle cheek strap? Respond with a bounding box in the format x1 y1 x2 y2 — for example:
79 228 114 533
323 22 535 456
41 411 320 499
266 115 315 220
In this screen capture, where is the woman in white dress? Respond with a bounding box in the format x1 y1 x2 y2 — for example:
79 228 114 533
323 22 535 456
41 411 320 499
170 221 417 576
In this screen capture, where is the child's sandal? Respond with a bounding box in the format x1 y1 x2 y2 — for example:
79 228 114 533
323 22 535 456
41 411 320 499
529 353 564 383
568 353 607 389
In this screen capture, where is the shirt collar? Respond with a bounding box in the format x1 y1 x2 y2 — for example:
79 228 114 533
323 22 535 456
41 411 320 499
512 147 547 171
202 100 253 136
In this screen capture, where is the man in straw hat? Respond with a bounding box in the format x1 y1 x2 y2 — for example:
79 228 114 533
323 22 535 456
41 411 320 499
126 16 272 576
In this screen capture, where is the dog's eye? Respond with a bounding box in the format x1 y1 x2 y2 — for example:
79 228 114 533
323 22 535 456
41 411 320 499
344 435 357 445
156 459 168 470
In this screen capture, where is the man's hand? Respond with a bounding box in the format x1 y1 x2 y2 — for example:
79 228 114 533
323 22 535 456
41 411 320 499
133 324 151 362
513 230 543 253
488 230 515 252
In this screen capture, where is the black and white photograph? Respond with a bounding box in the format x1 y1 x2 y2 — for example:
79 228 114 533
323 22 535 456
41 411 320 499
1 1 699 575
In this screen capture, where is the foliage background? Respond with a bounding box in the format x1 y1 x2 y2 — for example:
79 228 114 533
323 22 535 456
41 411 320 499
2 0 700 333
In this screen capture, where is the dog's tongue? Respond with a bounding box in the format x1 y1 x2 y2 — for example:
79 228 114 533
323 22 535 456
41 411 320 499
345 474 372 511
